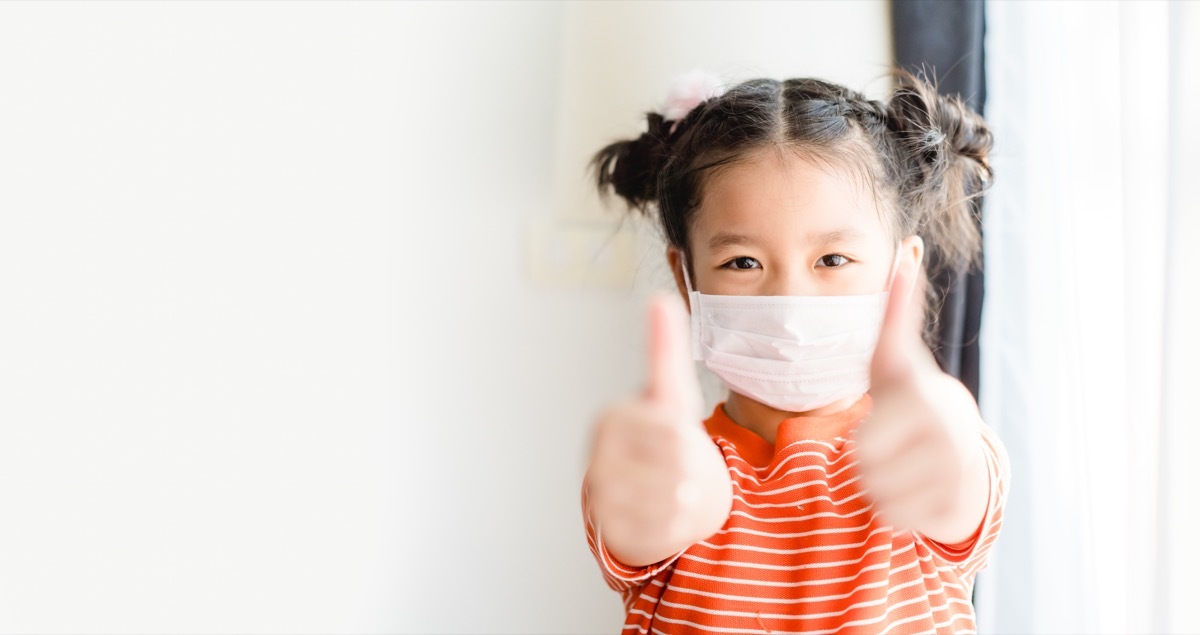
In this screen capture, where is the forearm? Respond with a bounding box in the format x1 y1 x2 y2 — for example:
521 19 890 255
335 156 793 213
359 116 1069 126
913 430 989 545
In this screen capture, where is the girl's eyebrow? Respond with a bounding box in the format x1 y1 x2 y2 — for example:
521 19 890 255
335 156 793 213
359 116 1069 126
708 231 757 250
810 228 862 245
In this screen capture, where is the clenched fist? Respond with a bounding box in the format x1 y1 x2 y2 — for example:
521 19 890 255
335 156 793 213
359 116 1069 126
854 248 990 543
585 293 733 568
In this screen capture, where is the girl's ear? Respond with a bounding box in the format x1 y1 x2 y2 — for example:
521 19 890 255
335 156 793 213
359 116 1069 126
901 235 926 271
666 246 692 313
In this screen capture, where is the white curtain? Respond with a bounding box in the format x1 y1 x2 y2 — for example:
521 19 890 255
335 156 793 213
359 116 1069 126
976 1 1200 633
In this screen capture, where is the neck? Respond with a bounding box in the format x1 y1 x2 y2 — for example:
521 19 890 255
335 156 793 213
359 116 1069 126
722 391 861 446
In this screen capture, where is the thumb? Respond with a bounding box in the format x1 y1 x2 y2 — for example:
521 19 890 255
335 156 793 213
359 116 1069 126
645 292 702 418
870 253 925 389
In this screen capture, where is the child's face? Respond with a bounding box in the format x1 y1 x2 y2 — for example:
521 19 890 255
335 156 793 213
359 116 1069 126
672 147 907 298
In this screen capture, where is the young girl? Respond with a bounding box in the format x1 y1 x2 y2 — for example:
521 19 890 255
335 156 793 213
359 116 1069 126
582 70 1010 634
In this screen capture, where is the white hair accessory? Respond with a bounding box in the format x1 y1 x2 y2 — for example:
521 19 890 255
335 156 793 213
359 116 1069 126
660 69 727 134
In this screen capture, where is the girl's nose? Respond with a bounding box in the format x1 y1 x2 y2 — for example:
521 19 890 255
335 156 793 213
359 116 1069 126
764 267 818 297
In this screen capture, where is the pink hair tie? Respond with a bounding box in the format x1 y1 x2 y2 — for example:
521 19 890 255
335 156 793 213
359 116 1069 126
660 69 727 134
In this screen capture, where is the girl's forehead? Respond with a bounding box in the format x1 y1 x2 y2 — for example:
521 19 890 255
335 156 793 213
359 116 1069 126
692 150 888 243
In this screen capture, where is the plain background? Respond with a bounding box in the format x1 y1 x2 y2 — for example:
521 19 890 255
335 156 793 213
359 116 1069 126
0 1 893 633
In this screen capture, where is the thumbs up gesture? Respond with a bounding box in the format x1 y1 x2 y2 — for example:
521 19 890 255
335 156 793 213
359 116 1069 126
586 293 733 568
854 253 990 543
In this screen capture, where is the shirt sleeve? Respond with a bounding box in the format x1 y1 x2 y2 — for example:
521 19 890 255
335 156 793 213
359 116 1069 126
581 473 687 594
917 420 1011 578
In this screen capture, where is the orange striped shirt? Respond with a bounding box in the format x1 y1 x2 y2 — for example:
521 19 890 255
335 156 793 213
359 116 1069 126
582 393 1010 634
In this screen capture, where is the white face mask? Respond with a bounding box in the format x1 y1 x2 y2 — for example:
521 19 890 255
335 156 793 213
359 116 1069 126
682 246 902 413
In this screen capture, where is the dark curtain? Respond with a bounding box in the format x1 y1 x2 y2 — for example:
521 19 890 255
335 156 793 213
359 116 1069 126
891 0 987 403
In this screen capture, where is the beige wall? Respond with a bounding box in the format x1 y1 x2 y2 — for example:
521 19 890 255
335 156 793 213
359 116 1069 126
388 2 891 632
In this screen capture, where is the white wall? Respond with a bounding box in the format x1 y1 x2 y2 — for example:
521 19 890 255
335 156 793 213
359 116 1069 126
0 1 890 633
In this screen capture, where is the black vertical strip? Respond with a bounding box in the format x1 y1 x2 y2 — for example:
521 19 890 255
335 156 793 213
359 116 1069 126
890 0 987 403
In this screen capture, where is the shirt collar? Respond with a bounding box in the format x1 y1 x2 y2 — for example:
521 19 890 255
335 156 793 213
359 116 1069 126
703 394 873 469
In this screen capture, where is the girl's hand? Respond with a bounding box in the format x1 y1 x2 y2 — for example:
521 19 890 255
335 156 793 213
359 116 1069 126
585 293 733 568
854 256 989 544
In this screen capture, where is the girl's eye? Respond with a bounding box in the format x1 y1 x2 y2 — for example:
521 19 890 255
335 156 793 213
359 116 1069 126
817 254 850 268
722 256 761 270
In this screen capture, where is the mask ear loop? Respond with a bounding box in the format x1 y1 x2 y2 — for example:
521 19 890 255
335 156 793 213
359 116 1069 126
680 252 696 294
678 252 703 360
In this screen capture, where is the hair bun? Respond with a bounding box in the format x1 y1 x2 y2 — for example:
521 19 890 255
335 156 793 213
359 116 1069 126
885 69 994 270
590 111 674 214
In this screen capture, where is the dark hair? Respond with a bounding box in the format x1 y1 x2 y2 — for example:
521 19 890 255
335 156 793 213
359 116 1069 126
589 68 993 342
